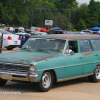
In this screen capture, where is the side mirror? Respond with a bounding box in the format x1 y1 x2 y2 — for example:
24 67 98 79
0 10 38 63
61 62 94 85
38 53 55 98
70 51 74 55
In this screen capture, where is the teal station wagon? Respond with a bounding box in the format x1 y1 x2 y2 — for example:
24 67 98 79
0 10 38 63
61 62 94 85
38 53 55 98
0 34 100 92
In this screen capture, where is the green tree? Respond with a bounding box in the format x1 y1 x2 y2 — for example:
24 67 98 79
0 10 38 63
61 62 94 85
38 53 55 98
96 1 100 26
70 3 88 30
86 0 99 28
77 19 86 30
0 0 30 26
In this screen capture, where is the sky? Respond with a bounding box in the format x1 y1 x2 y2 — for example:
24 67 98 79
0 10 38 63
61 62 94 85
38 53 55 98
76 0 100 5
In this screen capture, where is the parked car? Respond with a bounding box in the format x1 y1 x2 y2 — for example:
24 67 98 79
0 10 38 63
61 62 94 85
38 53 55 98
4 27 14 32
80 30 92 34
73 32 80 34
0 29 20 50
80 30 98 34
30 31 47 35
15 32 31 47
48 30 65 34
14 27 24 33
0 34 100 92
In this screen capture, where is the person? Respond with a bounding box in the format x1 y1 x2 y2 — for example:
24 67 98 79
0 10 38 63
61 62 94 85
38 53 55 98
65 48 72 53
53 43 72 53
65 45 72 54
53 43 59 50
53 43 63 52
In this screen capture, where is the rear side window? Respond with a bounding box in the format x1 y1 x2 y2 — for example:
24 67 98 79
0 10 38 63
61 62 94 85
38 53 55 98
91 39 100 51
79 40 93 52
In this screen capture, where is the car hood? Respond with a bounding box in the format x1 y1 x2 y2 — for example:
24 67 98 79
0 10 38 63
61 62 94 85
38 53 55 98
0 50 61 65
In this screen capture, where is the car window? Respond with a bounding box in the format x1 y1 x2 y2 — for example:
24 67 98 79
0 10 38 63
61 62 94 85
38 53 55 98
19 35 23 39
23 36 25 39
91 39 100 51
68 41 78 53
22 38 66 53
79 40 93 52
83 31 91 33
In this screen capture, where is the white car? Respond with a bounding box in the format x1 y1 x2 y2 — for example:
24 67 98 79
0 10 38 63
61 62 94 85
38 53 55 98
0 29 21 50
30 31 47 35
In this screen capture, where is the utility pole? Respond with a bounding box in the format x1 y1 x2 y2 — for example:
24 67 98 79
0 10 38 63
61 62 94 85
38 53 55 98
31 10 33 27
69 9 70 31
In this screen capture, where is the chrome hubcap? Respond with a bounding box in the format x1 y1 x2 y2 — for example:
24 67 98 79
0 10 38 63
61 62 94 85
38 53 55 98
42 72 51 88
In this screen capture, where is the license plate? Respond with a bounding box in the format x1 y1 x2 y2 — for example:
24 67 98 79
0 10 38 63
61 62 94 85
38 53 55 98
14 41 17 44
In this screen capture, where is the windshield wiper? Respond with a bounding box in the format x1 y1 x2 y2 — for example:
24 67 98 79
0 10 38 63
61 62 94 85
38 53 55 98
21 48 33 51
36 49 52 54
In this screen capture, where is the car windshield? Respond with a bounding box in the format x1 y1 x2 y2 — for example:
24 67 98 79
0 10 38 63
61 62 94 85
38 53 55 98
22 37 66 53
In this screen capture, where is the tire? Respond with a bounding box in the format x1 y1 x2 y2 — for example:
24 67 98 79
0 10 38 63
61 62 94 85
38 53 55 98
6 47 13 50
88 66 100 82
0 79 7 86
37 71 53 92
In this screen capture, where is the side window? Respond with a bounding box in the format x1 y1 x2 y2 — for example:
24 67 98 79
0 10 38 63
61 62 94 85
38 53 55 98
91 39 100 51
23 36 25 39
19 35 23 39
68 41 78 53
79 40 93 52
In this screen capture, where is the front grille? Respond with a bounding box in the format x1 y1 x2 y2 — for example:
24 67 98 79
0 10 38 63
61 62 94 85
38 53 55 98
0 64 29 74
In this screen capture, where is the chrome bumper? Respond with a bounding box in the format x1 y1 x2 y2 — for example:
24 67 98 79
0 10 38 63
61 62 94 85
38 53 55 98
0 72 38 82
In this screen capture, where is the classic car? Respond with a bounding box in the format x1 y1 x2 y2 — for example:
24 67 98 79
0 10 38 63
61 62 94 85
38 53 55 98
0 29 21 50
0 34 100 92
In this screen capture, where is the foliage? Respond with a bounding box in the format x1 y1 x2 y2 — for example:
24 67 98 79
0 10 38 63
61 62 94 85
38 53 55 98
70 3 88 29
0 0 100 30
86 0 99 28
77 19 86 30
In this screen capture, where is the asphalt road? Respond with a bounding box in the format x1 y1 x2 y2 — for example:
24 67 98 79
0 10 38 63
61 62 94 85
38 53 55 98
0 48 100 100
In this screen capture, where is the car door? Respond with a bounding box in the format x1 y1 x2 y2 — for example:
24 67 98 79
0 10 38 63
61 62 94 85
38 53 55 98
64 40 83 79
79 39 99 75
91 39 100 61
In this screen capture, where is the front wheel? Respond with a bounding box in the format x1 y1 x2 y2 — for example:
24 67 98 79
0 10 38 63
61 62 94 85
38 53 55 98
88 66 100 82
0 79 7 86
37 71 53 92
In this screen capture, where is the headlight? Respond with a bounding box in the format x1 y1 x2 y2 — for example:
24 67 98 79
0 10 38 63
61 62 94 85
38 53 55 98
29 64 37 74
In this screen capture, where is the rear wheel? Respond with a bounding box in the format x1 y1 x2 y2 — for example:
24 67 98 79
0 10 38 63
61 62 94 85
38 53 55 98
0 79 7 86
88 66 100 82
6 47 13 50
37 71 53 92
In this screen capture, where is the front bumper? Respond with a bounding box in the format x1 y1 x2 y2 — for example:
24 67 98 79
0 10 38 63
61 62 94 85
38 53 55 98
0 72 38 82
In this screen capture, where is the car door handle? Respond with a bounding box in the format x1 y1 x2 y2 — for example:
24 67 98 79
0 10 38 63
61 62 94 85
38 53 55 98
78 57 82 59
94 54 98 56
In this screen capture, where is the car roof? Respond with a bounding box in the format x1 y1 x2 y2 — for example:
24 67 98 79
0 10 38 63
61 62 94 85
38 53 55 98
31 34 100 40
15 32 30 35
0 29 12 34
49 30 64 31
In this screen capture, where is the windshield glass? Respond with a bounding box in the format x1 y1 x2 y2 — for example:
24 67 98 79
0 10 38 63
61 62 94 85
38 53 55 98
22 37 66 53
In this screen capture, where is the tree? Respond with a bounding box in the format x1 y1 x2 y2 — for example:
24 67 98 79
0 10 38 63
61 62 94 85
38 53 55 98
86 0 99 28
70 3 88 29
0 0 31 26
96 1 100 26
77 19 86 30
